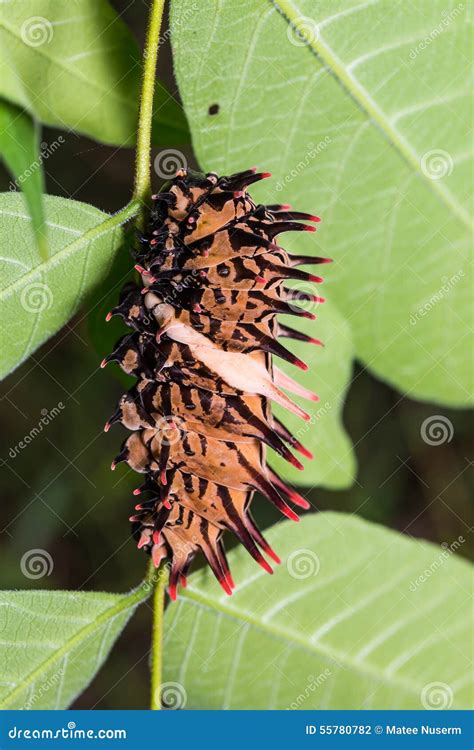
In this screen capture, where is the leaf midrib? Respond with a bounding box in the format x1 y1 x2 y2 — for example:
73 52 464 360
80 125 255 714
0 585 149 709
272 0 472 231
0 199 140 301
180 585 440 701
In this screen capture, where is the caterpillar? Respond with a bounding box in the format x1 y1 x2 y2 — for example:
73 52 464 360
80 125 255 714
103 167 329 600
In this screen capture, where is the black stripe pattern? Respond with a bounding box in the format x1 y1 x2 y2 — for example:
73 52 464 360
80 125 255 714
104 168 329 599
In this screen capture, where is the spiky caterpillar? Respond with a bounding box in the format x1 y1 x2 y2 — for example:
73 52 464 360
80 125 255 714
103 168 329 600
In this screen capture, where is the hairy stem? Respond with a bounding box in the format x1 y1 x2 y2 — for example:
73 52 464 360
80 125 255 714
133 0 166 203
149 562 168 710
132 0 169 711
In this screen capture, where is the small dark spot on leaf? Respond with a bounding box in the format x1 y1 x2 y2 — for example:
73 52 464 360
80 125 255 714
208 103 220 116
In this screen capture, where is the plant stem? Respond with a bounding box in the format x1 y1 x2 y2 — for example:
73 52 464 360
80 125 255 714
133 0 166 204
149 561 168 710
133 0 168 711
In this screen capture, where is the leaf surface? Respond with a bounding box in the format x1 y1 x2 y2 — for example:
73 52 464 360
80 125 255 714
0 0 188 145
163 513 473 709
269 302 355 488
0 193 139 379
171 0 472 406
0 585 149 709
0 99 46 258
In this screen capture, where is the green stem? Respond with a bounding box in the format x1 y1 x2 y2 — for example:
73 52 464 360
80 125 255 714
133 0 166 203
132 0 169 711
149 562 168 710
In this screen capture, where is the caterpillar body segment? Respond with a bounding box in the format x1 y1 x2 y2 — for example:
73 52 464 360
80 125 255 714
106 168 325 599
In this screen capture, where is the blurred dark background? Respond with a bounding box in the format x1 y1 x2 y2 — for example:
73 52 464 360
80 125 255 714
0 1 472 710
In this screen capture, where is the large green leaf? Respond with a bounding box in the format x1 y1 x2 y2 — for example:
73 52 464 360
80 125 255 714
269 301 355 488
0 99 46 258
0 193 139 379
163 513 473 709
171 0 472 406
0 0 188 146
0 585 149 709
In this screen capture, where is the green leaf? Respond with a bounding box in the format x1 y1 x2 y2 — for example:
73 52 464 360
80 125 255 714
163 513 473 709
269 300 356 488
0 0 188 146
171 1 472 406
0 193 139 380
0 584 150 709
0 99 47 259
